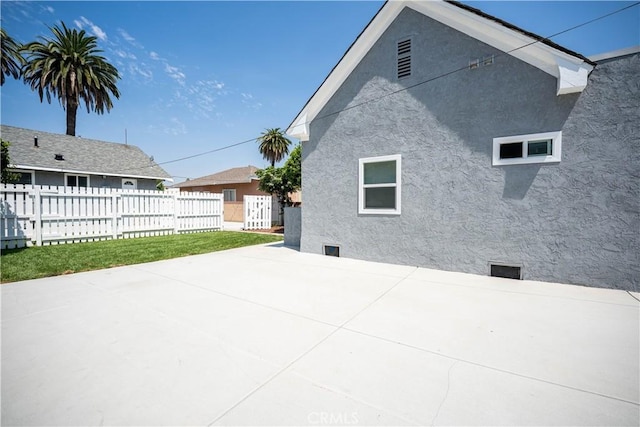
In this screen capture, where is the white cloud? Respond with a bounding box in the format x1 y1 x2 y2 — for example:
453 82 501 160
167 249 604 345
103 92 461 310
117 28 143 49
44 5 54 13
130 63 153 80
241 92 262 110
150 51 161 60
75 16 107 41
114 49 137 60
164 63 186 85
118 28 135 42
166 117 187 135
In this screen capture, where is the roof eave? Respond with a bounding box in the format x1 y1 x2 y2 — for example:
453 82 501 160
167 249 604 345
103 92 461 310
13 165 173 182
286 0 594 140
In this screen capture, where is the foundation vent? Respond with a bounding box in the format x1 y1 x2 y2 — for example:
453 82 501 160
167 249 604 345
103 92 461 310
324 245 340 257
490 263 522 280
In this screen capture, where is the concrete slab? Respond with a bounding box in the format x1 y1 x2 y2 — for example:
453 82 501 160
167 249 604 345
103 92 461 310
2 243 638 426
345 277 640 403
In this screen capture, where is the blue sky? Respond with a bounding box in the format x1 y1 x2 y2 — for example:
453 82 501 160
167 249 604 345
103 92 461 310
1 1 638 183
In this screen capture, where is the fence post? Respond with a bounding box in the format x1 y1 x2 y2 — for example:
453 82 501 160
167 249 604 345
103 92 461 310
111 193 119 240
173 192 179 234
33 187 42 246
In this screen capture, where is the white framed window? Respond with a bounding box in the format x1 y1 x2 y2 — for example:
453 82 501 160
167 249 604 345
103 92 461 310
122 178 137 190
65 173 89 188
11 169 34 185
222 189 236 202
359 154 401 215
493 131 562 166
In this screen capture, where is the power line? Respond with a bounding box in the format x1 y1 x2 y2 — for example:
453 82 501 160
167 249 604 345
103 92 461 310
111 1 640 178
156 137 256 166
309 1 640 124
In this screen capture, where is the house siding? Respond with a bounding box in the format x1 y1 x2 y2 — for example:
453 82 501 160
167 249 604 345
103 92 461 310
301 8 639 290
179 180 269 222
31 170 158 190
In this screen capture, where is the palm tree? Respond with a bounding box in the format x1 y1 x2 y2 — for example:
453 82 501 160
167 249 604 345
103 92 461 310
1 28 23 85
257 128 292 167
21 22 120 136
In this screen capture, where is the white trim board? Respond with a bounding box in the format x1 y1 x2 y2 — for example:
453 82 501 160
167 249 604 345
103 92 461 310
286 0 594 141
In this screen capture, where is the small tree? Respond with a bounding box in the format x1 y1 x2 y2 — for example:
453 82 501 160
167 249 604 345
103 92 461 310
285 144 301 189
256 144 301 225
1 140 19 183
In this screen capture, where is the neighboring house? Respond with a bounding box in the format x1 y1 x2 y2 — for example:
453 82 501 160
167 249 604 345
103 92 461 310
286 0 639 290
1 125 172 190
173 166 269 221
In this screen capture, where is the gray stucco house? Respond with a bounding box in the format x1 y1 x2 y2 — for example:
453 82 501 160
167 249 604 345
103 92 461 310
2 125 172 190
286 0 639 290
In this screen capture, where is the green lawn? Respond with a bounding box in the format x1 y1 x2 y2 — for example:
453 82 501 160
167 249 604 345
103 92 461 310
1 231 283 283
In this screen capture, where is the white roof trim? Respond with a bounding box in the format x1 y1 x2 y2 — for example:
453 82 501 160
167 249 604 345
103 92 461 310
589 45 640 62
13 165 174 182
286 0 593 141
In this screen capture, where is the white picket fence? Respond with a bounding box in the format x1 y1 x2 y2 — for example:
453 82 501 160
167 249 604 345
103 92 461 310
243 195 272 230
0 184 224 249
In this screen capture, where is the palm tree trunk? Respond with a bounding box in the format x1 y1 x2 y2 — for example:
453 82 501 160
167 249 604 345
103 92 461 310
66 101 78 136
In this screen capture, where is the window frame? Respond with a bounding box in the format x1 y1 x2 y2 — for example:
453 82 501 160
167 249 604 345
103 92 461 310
492 131 562 166
64 173 90 188
122 178 137 190
358 154 402 215
222 188 237 202
11 169 34 185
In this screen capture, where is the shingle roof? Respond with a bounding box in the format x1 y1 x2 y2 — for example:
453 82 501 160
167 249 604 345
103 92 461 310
1 125 172 180
172 166 260 188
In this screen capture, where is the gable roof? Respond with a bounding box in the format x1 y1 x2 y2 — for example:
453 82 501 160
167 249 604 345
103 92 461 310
286 0 595 141
1 125 172 181
172 166 260 188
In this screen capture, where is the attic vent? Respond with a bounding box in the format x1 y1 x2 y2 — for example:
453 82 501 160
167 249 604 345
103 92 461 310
54 154 64 161
482 55 494 66
323 245 340 257
397 38 412 79
490 263 522 280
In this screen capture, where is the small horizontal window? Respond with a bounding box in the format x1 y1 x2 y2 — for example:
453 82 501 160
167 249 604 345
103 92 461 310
500 142 523 159
359 154 401 215
223 189 236 202
493 131 562 166
66 174 90 188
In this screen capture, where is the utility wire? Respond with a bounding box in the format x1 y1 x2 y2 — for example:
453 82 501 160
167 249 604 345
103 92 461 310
110 1 640 178
309 0 640 124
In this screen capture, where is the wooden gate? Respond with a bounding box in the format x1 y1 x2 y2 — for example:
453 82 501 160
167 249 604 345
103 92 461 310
243 195 272 230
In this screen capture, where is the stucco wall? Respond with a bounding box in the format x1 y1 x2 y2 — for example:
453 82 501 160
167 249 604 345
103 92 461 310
284 207 302 247
301 8 639 290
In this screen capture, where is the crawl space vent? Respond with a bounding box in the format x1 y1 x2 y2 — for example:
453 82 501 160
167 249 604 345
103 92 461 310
490 263 522 280
324 245 340 257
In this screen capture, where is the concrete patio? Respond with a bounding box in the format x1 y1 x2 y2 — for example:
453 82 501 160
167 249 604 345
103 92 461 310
2 243 638 426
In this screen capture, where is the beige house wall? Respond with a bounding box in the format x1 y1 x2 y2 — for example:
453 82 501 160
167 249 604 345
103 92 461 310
179 180 269 222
